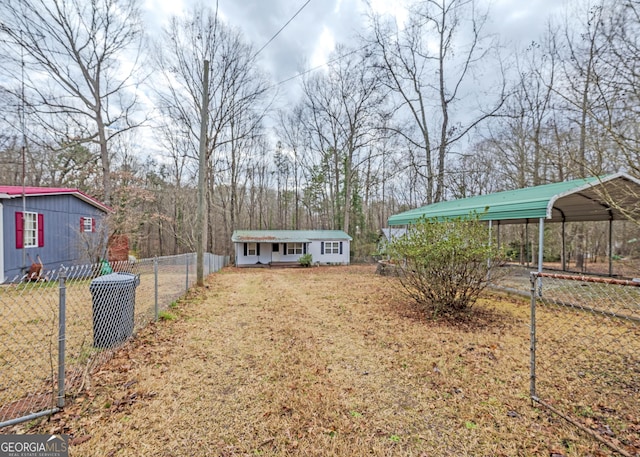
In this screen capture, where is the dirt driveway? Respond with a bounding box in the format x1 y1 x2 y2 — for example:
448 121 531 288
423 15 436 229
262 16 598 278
19 266 611 456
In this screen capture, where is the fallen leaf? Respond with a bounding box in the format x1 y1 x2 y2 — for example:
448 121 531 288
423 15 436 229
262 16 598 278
70 435 92 446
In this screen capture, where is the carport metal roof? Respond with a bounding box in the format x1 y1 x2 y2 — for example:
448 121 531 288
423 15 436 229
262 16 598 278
388 172 640 226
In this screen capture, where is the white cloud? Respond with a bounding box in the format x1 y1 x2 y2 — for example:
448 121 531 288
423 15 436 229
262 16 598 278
142 0 186 32
310 26 336 70
144 0 184 17
369 0 408 28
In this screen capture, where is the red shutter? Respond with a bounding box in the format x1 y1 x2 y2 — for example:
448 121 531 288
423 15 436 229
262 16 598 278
15 212 23 249
80 217 84 231
37 213 44 247
92 218 96 232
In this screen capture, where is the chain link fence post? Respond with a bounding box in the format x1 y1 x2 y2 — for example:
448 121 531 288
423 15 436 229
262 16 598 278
529 272 537 403
185 254 189 292
154 257 159 321
57 268 67 409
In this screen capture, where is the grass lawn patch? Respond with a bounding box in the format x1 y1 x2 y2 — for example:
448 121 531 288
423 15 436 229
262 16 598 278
12 266 631 456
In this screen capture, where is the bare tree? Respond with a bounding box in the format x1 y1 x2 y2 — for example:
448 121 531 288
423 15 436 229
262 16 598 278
368 0 506 204
152 4 271 255
556 1 613 178
301 45 387 235
479 24 563 191
276 105 311 230
0 0 147 204
589 0 640 176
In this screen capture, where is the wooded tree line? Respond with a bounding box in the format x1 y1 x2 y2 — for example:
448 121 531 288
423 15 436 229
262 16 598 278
0 0 639 261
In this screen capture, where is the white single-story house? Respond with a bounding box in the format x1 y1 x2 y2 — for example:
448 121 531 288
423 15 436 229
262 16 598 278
232 230 352 267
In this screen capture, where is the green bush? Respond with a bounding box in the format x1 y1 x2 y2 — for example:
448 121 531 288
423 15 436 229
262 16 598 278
388 213 506 317
299 253 313 267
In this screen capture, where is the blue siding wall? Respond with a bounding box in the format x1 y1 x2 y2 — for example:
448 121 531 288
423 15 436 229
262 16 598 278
2 195 107 281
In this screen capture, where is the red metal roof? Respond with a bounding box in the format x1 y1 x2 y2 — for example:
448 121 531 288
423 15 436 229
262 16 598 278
0 186 112 213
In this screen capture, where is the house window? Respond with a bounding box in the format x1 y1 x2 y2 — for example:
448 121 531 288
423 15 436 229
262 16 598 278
23 212 38 247
325 241 340 254
247 243 257 256
287 243 303 255
16 211 44 248
81 217 94 232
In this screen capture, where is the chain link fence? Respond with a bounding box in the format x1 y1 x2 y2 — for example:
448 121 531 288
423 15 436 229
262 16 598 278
529 272 640 456
0 253 228 428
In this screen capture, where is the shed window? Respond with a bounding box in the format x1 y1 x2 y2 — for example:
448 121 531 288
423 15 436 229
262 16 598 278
81 217 95 232
247 243 257 256
324 241 340 254
287 243 303 255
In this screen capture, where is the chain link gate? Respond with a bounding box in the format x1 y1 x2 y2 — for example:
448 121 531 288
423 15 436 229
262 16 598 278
529 272 640 456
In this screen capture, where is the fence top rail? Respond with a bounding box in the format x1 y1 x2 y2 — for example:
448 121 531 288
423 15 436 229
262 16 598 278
533 272 640 287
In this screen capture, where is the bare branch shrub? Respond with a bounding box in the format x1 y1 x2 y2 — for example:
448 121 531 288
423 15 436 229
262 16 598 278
388 213 506 317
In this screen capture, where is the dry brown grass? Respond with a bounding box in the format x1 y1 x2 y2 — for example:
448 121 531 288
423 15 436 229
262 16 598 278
0 269 190 418
10 266 637 456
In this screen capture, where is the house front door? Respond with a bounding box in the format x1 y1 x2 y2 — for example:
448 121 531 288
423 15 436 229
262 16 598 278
271 243 283 262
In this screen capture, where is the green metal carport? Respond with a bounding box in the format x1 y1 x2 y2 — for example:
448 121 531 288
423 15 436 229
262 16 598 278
387 172 640 275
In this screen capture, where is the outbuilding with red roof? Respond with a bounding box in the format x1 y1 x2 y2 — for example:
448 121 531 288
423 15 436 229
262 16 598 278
0 186 111 282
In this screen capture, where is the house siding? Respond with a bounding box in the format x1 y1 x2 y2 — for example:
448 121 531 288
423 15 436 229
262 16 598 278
309 240 349 265
2 194 107 281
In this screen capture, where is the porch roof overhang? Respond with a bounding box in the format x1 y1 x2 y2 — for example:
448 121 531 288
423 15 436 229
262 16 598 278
387 172 640 226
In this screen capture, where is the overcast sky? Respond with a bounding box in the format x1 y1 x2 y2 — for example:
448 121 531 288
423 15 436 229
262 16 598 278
133 0 576 160
142 0 570 95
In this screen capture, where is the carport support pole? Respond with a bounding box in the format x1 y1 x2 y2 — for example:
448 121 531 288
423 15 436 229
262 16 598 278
525 222 529 267
57 269 67 408
608 219 613 277
538 218 544 273
537 218 544 296
487 221 493 280
561 221 566 271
